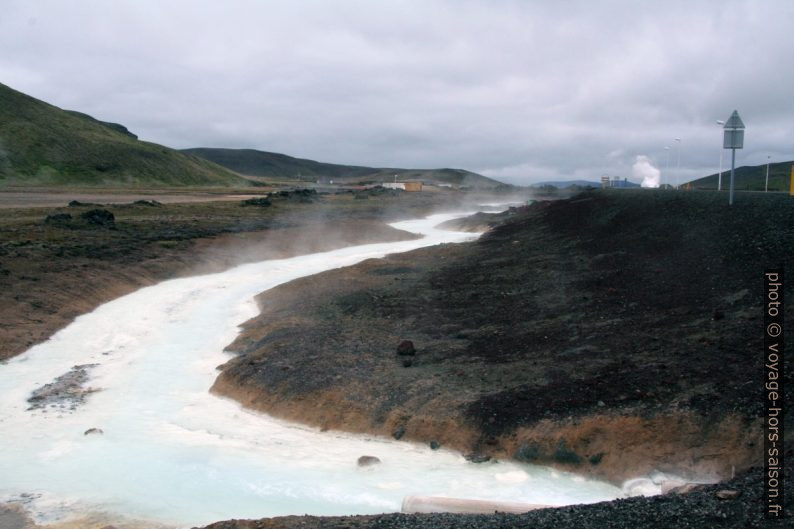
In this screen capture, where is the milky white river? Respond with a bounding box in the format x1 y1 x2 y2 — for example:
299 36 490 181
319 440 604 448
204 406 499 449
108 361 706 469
0 211 625 527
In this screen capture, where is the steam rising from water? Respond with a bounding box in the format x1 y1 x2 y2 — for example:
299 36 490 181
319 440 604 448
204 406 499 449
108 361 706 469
634 155 661 188
0 212 623 528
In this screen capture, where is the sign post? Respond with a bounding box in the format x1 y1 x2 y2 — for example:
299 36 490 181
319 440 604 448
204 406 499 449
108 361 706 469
723 110 745 205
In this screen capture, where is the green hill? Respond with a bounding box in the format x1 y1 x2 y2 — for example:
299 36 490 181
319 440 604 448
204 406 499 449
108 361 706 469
0 83 246 187
688 161 793 192
183 147 504 188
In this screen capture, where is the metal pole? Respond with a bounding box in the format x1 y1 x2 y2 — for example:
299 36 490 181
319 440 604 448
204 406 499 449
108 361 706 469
665 147 670 188
729 147 736 205
717 120 725 191
674 138 681 189
765 156 770 192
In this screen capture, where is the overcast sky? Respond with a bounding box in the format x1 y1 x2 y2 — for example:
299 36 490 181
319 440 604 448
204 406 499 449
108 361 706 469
2 0 792 184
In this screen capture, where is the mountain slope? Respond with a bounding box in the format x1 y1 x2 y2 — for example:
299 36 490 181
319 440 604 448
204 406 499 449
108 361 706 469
0 83 245 187
183 147 504 188
688 161 793 191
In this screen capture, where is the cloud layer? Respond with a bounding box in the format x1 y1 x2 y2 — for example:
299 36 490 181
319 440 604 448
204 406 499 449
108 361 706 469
1 0 792 184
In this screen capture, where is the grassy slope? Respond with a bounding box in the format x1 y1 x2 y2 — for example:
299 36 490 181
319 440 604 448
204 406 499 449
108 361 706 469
688 161 794 191
183 147 504 188
0 83 246 187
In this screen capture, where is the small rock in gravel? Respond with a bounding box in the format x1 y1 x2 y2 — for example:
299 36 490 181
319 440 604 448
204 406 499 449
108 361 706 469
357 456 381 467
715 489 740 500
84 428 104 436
392 427 406 440
430 440 441 450
397 340 416 356
402 358 413 367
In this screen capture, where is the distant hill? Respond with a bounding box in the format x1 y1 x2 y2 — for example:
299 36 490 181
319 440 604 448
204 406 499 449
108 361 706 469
688 161 793 191
530 179 601 188
183 147 504 188
0 83 245 187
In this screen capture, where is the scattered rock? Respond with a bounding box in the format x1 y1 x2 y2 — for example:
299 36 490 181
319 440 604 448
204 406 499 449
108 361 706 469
715 489 741 500
392 427 406 440
133 199 162 207
588 453 604 465
84 428 104 435
68 200 102 207
464 453 491 463
44 213 72 225
357 455 381 467
397 340 416 356
80 209 115 227
597 400 606 407
430 440 441 450
270 188 318 203
401 358 413 368
515 442 542 462
27 364 99 411
713 310 725 321
241 197 272 207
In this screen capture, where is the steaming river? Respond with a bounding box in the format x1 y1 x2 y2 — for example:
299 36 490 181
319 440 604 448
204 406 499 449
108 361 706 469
0 211 623 527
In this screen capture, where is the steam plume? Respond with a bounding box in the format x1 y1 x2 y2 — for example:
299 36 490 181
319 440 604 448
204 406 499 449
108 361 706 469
633 155 660 188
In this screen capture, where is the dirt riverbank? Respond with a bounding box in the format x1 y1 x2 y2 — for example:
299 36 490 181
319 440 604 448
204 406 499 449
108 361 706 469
0 188 492 360
214 190 792 489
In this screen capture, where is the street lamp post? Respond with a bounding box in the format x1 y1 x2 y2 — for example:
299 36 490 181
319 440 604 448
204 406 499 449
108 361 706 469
674 138 681 189
716 120 725 191
664 146 670 187
765 156 770 192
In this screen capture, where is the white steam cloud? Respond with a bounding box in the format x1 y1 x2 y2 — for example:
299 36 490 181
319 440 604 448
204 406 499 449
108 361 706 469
633 155 661 188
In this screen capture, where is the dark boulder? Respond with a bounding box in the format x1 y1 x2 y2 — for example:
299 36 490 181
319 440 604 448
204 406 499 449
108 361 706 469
84 428 103 435
80 209 115 227
392 426 406 440
397 340 416 356
430 440 441 450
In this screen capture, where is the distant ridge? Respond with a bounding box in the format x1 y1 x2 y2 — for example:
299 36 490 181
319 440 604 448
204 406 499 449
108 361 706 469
687 161 794 191
183 147 504 188
530 179 601 188
0 82 246 187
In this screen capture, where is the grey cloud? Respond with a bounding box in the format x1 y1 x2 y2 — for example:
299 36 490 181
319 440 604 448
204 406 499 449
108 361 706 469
1 0 792 184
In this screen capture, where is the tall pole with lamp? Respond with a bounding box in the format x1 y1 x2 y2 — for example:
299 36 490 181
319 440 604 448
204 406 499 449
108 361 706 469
716 120 725 190
664 146 670 188
674 138 681 189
